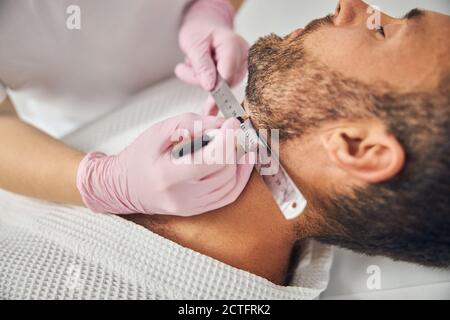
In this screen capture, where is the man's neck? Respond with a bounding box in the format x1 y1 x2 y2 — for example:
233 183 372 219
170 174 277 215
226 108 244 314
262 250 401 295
125 172 297 285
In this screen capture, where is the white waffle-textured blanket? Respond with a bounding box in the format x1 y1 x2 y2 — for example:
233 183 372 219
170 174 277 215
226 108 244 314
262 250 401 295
0 79 333 299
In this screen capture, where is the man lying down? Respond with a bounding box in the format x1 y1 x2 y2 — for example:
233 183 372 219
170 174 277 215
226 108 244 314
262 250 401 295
1 2 449 300
127 3 450 285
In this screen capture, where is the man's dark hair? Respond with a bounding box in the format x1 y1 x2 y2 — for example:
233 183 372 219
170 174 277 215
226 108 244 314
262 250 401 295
245 33 450 267
314 77 450 267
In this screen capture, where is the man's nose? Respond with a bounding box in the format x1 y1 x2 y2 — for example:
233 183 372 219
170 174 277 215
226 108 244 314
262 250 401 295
334 0 394 26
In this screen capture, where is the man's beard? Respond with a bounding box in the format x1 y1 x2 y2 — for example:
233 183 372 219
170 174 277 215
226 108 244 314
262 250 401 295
245 16 373 140
244 17 380 241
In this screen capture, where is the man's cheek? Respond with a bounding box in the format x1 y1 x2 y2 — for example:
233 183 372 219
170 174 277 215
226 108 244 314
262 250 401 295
304 29 361 71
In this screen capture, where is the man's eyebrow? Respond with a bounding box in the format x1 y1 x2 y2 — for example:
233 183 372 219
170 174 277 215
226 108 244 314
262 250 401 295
403 8 425 21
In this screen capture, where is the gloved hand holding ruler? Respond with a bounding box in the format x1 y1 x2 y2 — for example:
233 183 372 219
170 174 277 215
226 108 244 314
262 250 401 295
210 76 307 220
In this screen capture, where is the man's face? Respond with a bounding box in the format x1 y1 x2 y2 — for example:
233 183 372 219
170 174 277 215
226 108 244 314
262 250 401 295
244 0 450 267
245 1 450 139
290 0 450 91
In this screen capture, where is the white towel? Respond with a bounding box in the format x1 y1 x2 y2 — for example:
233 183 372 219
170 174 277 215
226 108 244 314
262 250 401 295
0 79 333 300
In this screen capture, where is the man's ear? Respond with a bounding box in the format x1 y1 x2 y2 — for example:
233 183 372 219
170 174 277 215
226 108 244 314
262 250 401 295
321 122 405 184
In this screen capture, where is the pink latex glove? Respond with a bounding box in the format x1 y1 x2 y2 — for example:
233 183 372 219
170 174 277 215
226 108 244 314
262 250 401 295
176 0 249 115
77 113 254 216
